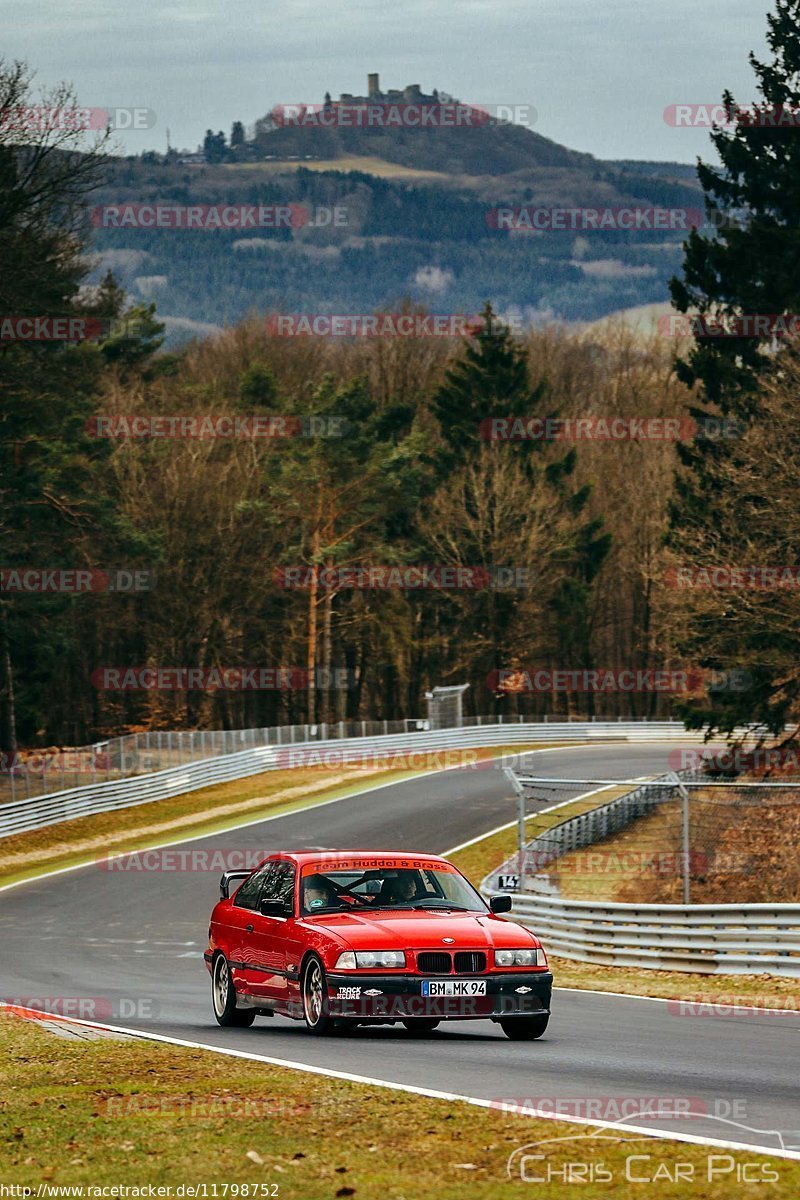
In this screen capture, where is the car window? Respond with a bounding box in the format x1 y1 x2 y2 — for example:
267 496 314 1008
232 863 271 910
261 861 296 913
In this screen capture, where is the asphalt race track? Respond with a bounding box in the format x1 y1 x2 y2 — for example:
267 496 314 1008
3 744 799 1155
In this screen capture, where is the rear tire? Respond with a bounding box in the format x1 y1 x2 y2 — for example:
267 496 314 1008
302 955 336 1036
402 1018 440 1034
212 954 256 1027
500 1014 549 1040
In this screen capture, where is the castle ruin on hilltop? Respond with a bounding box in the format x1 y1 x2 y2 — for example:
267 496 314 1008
333 74 444 106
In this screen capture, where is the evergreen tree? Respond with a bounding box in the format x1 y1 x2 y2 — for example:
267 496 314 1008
670 0 800 415
203 129 227 163
668 0 800 737
430 304 610 709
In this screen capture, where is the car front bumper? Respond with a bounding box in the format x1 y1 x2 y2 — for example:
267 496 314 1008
325 970 553 1021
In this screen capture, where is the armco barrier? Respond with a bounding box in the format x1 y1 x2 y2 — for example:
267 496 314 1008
480 890 800 977
0 720 703 839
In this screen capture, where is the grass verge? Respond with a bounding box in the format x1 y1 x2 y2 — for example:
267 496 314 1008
1 1014 794 1196
448 786 800 1010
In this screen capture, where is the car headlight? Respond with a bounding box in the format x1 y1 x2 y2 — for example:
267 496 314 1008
494 948 543 967
335 950 406 970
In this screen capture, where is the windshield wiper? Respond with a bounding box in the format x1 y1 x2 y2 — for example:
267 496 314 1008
409 900 472 911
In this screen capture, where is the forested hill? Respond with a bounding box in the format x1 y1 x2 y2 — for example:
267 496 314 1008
87 108 704 343
250 106 593 175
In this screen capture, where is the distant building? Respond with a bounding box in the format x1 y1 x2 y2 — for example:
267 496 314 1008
336 74 438 106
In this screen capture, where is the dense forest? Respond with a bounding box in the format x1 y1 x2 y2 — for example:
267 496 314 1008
4 0 800 751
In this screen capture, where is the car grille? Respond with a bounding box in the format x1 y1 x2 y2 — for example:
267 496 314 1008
454 951 486 974
416 952 452 974
416 951 488 974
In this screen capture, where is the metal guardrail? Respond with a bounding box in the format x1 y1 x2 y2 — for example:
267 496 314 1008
484 770 800 976
482 890 800 977
0 720 703 839
0 712 690 803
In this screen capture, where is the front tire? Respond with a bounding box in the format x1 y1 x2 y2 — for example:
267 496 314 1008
302 955 336 1035
212 954 256 1027
500 1014 549 1040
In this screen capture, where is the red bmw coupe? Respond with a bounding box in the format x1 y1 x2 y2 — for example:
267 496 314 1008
205 850 552 1039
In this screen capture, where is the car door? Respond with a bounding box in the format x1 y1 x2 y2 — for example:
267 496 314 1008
227 862 273 997
247 859 297 1005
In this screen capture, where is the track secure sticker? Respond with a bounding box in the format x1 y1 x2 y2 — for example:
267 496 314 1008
336 986 362 999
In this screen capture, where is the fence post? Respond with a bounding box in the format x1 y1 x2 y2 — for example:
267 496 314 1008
668 772 691 904
504 767 527 879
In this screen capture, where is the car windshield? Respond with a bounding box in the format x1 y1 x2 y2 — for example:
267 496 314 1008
300 865 487 915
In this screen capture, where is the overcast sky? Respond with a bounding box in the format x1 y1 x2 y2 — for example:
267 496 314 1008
3 0 774 162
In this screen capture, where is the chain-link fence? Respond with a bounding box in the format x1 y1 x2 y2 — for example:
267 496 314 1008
0 711 644 805
0 718 420 804
497 771 800 905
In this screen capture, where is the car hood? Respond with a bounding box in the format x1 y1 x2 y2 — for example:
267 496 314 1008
300 909 538 950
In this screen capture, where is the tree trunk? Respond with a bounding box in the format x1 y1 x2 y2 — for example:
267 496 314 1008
0 603 18 755
307 527 320 725
320 559 333 725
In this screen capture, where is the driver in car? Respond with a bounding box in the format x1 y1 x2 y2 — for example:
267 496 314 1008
379 870 419 904
302 874 344 912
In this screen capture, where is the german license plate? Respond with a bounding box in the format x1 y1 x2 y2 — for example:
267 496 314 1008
421 979 487 997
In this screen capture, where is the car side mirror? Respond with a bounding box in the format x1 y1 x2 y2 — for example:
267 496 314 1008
259 897 291 917
490 895 512 913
